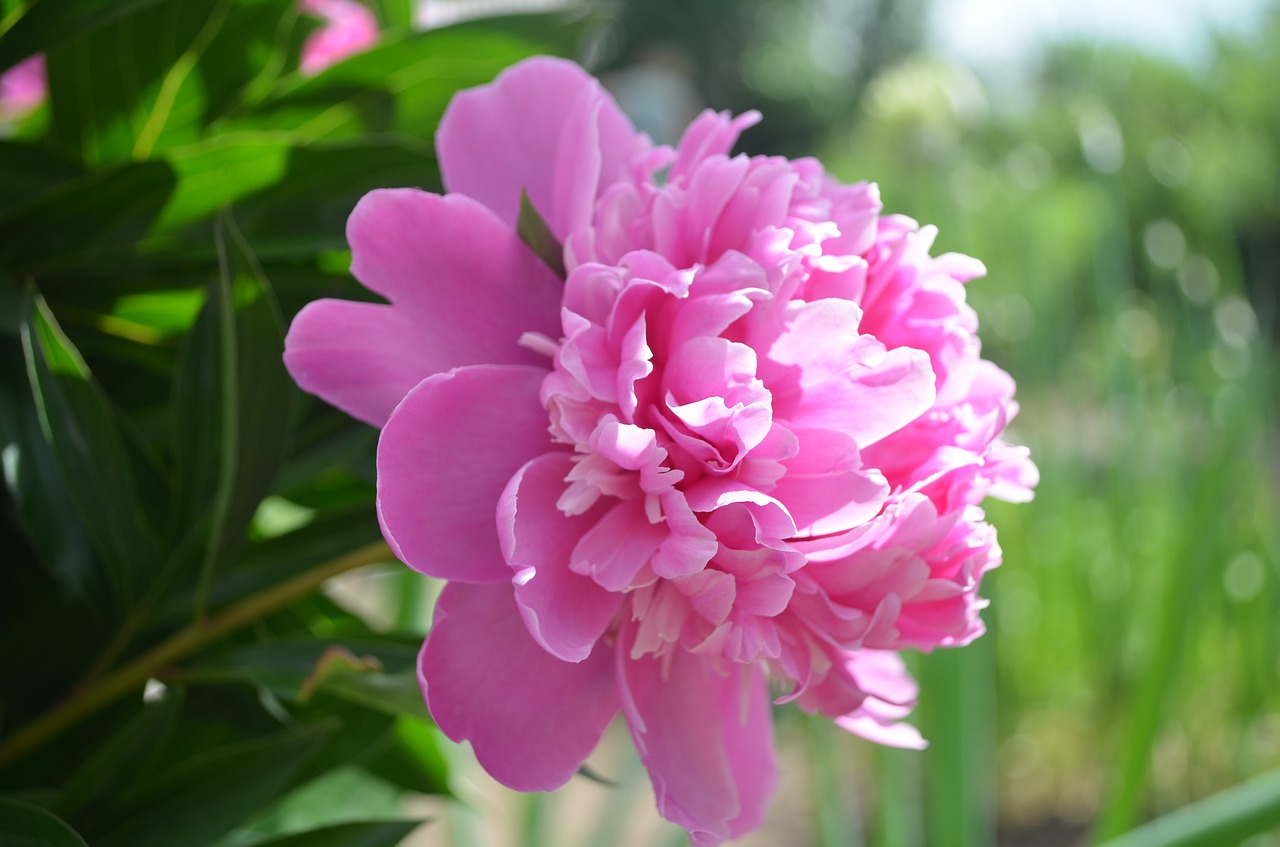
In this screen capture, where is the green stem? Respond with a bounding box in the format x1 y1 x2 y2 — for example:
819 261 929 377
0 540 390 769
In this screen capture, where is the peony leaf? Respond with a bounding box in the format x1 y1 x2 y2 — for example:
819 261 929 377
517 188 566 279
51 691 185 824
0 160 175 275
17 288 163 613
0 0 168 71
90 722 335 847
39 0 297 166
0 798 89 847
236 820 424 847
172 209 297 614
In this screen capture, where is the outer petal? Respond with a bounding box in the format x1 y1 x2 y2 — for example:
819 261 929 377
311 189 563 412
500 452 625 662
436 56 641 239
421 582 619 791
618 637 777 846
835 650 925 750
377 364 554 582
285 299 434 427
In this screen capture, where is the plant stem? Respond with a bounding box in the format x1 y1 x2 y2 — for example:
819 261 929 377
0 540 391 769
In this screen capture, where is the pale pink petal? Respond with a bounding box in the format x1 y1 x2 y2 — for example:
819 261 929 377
422 582 619 790
377 365 554 582
500 452 624 662
436 56 642 239
618 639 777 845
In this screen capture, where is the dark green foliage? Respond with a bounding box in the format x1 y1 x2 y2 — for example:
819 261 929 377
0 1 588 843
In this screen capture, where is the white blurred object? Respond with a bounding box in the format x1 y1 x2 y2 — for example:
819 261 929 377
420 0 581 30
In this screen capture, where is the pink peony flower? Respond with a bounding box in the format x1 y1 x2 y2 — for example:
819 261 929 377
284 56 1037 845
298 0 379 77
0 54 47 123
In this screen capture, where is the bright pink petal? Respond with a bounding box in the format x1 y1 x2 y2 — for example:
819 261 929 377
500 453 625 662
834 650 925 750
285 299 432 427
767 300 937 448
377 364 554 582
618 638 777 845
346 187 562 352
421 582 619 791
436 56 641 239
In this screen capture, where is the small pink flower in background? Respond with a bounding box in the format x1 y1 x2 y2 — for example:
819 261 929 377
298 0 379 76
0 54 47 123
285 56 1037 845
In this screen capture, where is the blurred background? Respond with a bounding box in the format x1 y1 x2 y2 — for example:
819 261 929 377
1 0 1277 845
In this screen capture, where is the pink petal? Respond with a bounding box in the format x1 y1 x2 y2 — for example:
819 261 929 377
421 582 619 791
346 187 561 370
500 452 624 662
299 0 379 76
436 56 641 240
285 299 435 427
571 498 668 592
835 650 926 750
618 639 777 845
377 364 554 583
767 300 937 448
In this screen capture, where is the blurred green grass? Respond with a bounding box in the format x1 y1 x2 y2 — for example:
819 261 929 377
816 14 1280 842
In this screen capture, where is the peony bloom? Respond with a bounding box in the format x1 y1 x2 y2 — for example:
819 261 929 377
285 56 1037 845
298 0 379 76
0 54 47 124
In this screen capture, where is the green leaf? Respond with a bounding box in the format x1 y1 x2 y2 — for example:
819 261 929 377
227 25 554 143
18 288 162 613
174 637 420 701
517 189 566 279
0 141 84 219
147 139 438 261
0 342 97 601
0 0 170 71
155 133 296 232
173 210 296 612
51 690 185 823
360 717 450 796
1096 766 1280 847
0 798 88 847
0 161 175 274
309 669 427 721
365 0 414 30
93 723 335 847
239 820 421 847
43 0 221 165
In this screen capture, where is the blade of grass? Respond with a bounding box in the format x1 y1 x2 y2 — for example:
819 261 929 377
1096 766 1280 847
1093 467 1225 841
919 638 996 847
806 714 864 847
873 744 923 847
